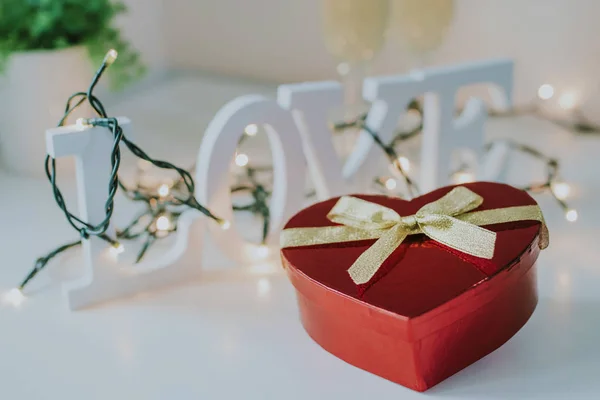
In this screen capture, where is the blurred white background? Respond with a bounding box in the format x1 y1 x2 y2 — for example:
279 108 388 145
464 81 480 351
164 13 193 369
120 0 600 117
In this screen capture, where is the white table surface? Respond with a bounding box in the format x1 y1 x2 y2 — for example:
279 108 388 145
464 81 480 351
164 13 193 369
1 74 599 399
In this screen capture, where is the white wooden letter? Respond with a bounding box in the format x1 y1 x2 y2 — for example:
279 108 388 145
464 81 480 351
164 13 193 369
47 119 207 310
420 60 513 191
278 81 356 199
346 59 513 193
196 95 306 264
344 73 428 190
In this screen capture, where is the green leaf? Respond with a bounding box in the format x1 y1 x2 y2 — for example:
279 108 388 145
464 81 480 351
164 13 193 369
0 0 145 89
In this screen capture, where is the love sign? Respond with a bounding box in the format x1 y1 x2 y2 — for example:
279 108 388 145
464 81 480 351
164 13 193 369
47 59 513 310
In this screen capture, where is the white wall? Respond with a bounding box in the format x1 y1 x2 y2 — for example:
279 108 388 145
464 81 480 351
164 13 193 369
162 0 600 115
119 0 168 74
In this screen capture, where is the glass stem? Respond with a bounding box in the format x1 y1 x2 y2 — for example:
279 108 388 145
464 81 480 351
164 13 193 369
334 61 368 159
340 61 367 120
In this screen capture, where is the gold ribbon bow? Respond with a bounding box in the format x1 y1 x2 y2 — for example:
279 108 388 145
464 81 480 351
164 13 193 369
281 187 548 285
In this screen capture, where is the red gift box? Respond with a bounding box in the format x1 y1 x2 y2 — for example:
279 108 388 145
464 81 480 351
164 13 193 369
280 182 546 392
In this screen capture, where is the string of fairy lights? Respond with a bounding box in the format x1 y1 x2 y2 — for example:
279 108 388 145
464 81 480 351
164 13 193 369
7 53 587 301
232 85 584 224
15 50 230 293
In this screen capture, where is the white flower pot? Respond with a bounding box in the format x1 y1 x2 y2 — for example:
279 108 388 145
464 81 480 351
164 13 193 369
0 46 93 177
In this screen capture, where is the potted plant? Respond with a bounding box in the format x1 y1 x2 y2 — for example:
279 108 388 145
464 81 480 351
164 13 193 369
0 0 145 177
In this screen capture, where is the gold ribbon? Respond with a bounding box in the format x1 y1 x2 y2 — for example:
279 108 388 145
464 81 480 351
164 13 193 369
281 187 549 285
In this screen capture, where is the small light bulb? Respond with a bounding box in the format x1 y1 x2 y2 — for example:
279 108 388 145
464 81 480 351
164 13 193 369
537 84 554 100
551 181 571 200
384 178 397 190
337 62 350 76
235 153 249 167
565 209 578 222
220 220 231 230
109 243 125 258
257 278 271 298
255 244 269 258
397 156 411 172
157 184 170 197
75 118 88 131
104 49 118 66
452 171 476 184
2 288 25 308
244 124 258 136
156 215 171 231
559 92 577 110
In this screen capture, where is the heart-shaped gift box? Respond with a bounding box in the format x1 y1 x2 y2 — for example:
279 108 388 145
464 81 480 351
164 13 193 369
280 182 548 392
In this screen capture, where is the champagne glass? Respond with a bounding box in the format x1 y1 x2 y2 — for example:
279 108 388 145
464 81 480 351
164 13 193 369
321 0 390 156
392 0 455 69
380 1 454 196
